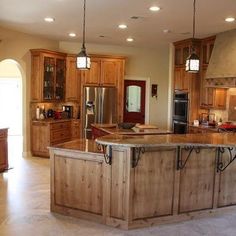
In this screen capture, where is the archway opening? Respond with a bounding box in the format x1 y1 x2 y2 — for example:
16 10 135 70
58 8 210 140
0 59 23 166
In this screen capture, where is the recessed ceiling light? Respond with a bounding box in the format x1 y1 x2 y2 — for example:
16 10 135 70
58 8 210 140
126 37 134 42
44 17 55 22
149 6 161 12
69 33 76 37
163 29 170 34
225 17 235 22
118 24 127 29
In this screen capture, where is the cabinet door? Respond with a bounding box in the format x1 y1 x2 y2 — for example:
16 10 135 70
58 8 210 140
214 89 227 109
82 58 101 85
65 56 80 102
174 67 183 90
71 120 81 139
174 67 189 91
200 67 214 108
101 59 119 86
43 57 55 100
55 58 66 101
31 54 43 101
182 68 190 91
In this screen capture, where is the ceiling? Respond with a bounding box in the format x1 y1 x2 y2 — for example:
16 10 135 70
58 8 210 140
0 0 236 48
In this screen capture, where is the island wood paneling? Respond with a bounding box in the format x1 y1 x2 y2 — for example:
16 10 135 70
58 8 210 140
132 148 176 219
110 149 128 219
179 148 216 213
54 155 103 214
218 149 236 207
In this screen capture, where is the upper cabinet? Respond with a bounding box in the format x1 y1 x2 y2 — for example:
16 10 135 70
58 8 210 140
81 56 125 87
201 36 215 66
174 39 201 67
30 49 66 102
65 55 81 102
82 58 101 86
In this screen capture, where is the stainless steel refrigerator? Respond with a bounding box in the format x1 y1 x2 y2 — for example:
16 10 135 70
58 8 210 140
83 86 117 139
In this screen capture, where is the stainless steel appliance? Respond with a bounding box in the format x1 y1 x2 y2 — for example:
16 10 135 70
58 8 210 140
83 86 117 139
173 91 189 134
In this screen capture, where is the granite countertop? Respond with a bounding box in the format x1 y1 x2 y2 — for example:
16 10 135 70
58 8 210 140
49 139 102 154
96 133 236 148
92 123 172 135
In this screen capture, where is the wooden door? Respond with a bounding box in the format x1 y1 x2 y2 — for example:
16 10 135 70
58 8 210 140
123 80 146 124
101 59 118 86
82 58 101 85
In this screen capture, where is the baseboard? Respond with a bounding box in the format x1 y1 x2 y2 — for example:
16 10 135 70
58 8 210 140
22 151 32 158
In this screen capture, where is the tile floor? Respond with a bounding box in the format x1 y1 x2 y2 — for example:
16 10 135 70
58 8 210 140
1 138 236 235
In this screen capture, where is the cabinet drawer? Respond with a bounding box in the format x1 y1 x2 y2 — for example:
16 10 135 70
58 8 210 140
0 130 7 139
50 129 71 143
50 121 71 130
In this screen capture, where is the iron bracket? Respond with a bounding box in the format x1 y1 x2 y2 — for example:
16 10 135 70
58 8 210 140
177 146 200 170
132 147 145 168
97 144 112 165
217 147 236 172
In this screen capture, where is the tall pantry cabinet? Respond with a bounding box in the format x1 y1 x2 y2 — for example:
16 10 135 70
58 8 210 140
173 38 201 123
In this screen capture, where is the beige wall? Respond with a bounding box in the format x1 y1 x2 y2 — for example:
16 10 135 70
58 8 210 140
59 41 170 128
0 26 59 156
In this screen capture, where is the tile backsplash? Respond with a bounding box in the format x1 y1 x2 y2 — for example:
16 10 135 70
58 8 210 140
210 88 236 122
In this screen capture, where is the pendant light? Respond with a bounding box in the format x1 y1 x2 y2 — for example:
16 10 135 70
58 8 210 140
186 0 200 73
76 0 91 70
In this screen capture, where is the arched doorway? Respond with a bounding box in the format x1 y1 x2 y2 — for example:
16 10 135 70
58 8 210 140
0 59 23 166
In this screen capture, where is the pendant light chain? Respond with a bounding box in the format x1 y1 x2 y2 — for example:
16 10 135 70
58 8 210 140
82 0 86 49
192 0 196 39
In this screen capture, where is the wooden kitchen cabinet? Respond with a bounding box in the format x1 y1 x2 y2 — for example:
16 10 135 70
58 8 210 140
214 88 227 109
31 120 71 157
201 36 215 66
81 56 124 87
71 119 81 139
174 67 190 91
200 66 227 109
0 129 8 172
30 49 66 102
173 38 201 123
174 39 201 66
65 55 81 102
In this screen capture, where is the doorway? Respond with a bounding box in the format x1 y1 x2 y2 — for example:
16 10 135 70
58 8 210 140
123 80 146 124
0 59 23 166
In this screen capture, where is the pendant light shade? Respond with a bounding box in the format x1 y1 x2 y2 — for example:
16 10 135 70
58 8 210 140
76 0 90 70
186 0 200 73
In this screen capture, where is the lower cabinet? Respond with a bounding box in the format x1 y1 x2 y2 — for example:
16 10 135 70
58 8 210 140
0 129 8 172
71 119 81 139
188 126 217 134
31 120 72 157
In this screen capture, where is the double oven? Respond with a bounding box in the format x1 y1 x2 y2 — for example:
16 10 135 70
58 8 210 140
172 91 188 134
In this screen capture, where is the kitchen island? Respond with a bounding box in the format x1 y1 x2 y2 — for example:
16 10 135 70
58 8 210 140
49 133 236 229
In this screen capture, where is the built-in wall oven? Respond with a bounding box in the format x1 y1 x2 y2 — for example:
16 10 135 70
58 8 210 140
172 91 189 134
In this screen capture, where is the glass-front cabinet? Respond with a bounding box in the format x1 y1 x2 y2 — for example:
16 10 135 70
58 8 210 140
31 49 66 102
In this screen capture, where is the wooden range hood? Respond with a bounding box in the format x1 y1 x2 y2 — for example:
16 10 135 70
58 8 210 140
205 28 236 88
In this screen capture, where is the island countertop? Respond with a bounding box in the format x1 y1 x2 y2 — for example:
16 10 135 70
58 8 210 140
91 123 172 135
96 132 236 148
